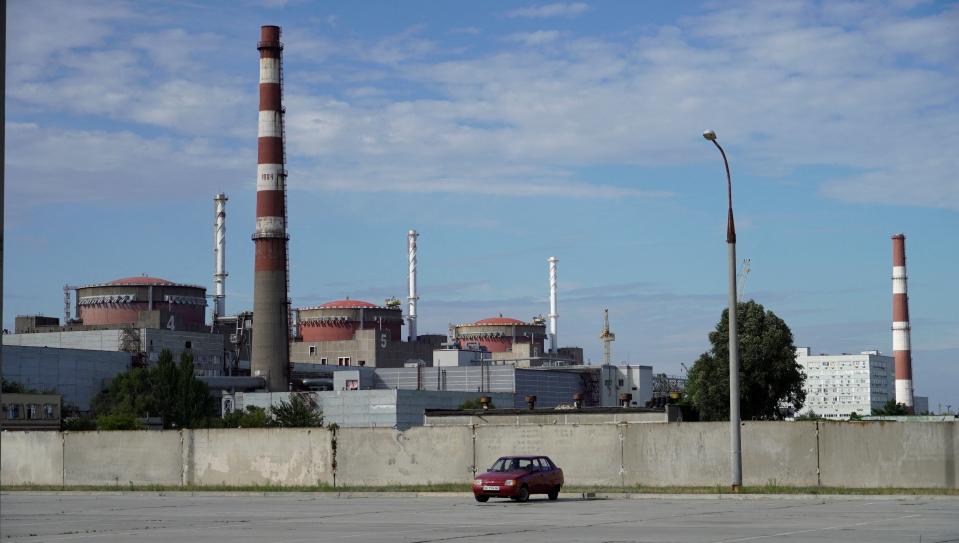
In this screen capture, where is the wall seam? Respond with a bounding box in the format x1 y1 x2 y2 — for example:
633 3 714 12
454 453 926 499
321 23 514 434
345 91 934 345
815 421 822 488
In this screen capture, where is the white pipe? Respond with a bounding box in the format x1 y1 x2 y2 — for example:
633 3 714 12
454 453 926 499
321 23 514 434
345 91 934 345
214 193 228 319
408 230 419 342
548 256 558 353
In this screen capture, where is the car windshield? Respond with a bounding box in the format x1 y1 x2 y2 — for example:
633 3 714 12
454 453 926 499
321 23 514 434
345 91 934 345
489 457 534 472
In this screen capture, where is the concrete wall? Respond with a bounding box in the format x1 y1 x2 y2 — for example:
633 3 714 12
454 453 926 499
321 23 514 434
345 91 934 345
820 421 957 488
0 431 64 486
475 425 623 486
336 426 474 485
2 422 956 488
188 428 333 486
64 431 182 486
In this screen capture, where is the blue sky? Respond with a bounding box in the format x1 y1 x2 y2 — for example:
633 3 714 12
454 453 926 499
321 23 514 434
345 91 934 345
5 0 958 411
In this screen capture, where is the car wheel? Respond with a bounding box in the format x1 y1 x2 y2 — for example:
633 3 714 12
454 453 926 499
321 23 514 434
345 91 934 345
548 486 560 501
474 495 489 503
516 485 530 503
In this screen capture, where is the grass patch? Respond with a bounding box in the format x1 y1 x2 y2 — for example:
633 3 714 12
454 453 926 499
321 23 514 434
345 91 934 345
2 484 956 495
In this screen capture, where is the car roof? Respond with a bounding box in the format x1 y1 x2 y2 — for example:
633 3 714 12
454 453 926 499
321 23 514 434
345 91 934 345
497 455 549 460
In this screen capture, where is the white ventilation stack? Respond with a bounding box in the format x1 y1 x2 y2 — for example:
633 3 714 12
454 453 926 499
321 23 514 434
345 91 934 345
213 193 228 320
548 256 559 353
408 230 419 343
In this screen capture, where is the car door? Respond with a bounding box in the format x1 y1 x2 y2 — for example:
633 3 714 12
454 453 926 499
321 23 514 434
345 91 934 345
540 457 559 488
530 458 547 492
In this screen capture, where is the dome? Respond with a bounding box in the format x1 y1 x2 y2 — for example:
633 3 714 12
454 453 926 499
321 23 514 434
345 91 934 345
318 299 381 309
474 317 527 326
108 276 176 286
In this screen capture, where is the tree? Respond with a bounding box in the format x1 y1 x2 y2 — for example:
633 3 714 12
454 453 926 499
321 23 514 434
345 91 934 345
685 300 806 421
270 394 323 427
2 378 30 393
873 399 908 416
91 349 215 429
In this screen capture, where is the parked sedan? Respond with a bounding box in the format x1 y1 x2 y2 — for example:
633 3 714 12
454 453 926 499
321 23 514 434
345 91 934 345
472 455 564 503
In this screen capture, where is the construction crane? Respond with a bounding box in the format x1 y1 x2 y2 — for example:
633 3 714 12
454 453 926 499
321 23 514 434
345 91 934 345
737 258 750 302
600 308 615 366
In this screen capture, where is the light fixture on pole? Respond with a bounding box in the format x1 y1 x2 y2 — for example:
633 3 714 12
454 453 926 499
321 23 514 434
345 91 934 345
703 128 742 491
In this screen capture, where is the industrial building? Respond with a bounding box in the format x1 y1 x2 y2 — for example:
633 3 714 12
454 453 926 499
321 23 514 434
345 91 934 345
0 392 62 431
1 345 131 412
796 347 896 419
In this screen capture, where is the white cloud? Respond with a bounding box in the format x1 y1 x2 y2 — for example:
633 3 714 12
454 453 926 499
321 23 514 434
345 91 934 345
507 30 561 45
4 122 249 204
506 2 590 19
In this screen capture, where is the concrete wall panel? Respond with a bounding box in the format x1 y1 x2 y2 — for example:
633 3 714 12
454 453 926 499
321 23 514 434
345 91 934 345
336 427 473 486
742 422 819 486
820 421 957 488
63 431 182 486
0 432 64 486
623 422 728 486
474 425 623 486
189 428 333 486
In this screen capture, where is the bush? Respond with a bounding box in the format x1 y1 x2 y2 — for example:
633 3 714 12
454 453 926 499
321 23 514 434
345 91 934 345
271 394 323 427
63 417 98 431
97 413 145 431
458 397 494 410
219 406 271 428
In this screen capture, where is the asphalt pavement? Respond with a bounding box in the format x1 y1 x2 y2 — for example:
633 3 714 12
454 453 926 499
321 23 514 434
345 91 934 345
2 492 957 542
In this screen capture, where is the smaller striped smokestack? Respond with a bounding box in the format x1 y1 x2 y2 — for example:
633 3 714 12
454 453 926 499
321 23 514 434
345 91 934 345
407 230 418 343
213 193 228 320
892 234 914 411
548 256 558 353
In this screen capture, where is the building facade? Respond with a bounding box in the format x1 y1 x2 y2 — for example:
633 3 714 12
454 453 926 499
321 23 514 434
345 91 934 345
796 347 895 419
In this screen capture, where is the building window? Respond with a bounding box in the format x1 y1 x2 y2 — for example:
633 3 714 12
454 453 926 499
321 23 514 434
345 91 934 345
618 379 624 387
358 360 366 367
8 404 22 419
338 357 351 366
309 345 317 356
26 404 39 420
44 404 56 419
320 357 328 364
185 341 192 349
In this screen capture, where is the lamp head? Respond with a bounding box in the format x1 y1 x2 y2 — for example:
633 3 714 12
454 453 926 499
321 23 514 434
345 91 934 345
702 129 717 141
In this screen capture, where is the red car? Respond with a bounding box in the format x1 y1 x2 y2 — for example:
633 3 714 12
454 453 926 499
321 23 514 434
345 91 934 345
472 455 564 502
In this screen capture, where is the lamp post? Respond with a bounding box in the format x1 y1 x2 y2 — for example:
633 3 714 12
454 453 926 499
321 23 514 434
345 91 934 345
703 129 742 491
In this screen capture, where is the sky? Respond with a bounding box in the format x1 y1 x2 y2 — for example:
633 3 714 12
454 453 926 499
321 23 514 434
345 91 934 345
4 0 958 411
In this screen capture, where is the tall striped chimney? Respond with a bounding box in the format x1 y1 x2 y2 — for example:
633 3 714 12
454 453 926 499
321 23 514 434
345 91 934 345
892 233 914 410
251 25 290 392
407 230 418 343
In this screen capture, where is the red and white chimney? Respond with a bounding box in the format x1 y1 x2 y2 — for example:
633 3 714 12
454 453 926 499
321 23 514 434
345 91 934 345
891 234 914 410
251 25 290 392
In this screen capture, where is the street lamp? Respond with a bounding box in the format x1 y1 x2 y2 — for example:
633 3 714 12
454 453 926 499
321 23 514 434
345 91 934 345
703 129 742 491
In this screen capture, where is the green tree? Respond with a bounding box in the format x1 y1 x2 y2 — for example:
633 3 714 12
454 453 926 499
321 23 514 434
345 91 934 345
685 300 806 421
873 399 908 416
91 349 215 429
270 394 323 427
2 378 30 393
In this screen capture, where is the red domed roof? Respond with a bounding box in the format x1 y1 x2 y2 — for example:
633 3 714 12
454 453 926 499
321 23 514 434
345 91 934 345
319 299 380 309
474 317 527 326
109 276 175 286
